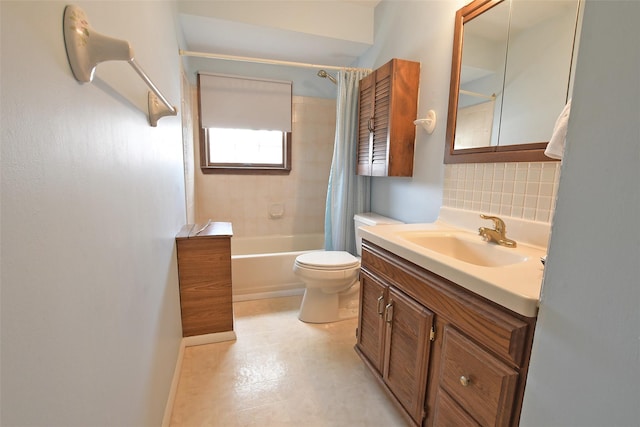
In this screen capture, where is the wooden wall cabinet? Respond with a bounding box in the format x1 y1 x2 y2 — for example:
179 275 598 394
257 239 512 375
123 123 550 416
355 241 536 427
357 58 420 177
175 222 233 337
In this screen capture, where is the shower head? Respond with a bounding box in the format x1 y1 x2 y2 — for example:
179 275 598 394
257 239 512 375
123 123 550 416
317 69 337 85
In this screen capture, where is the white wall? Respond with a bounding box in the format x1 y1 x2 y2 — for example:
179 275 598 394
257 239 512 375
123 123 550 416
520 2 640 425
1 2 186 426
358 0 468 224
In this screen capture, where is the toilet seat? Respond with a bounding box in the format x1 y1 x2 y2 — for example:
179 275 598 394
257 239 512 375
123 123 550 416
295 251 359 271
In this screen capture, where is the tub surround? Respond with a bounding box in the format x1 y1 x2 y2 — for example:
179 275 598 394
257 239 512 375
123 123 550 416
358 207 548 317
195 96 336 237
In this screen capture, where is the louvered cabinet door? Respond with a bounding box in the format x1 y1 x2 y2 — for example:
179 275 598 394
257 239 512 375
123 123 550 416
357 72 375 176
355 270 388 374
355 58 419 177
383 287 433 425
371 69 391 176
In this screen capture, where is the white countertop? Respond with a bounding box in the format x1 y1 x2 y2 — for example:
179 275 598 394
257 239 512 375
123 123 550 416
359 208 548 317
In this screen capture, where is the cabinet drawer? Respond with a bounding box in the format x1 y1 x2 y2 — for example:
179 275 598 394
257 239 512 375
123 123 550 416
433 389 481 427
439 326 518 427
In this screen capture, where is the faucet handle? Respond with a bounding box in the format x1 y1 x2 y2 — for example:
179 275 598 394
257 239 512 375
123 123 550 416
480 214 506 232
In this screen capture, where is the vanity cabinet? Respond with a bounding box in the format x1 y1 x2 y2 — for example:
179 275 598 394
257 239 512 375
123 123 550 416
356 58 420 177
355 240 536 427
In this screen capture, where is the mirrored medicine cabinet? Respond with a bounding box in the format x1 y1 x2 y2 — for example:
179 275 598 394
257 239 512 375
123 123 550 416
445 0 581 164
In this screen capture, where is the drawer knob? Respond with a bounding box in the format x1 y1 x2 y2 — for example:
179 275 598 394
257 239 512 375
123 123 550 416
459 375 471 387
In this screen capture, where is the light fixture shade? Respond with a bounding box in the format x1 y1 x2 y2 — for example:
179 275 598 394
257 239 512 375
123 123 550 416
199 73 292 132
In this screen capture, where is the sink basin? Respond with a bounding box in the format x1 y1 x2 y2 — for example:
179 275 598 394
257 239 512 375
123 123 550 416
398 232 529 267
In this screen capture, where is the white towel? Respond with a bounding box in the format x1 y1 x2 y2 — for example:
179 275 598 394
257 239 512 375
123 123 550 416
545 99 571 160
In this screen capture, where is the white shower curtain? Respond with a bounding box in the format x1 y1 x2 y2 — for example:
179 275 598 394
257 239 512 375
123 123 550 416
324 69 371 254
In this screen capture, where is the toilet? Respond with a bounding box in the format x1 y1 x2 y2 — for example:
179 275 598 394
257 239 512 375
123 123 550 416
294 213 403 323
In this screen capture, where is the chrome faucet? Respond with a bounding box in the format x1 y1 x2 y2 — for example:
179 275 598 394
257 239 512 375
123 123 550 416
478 214 517 248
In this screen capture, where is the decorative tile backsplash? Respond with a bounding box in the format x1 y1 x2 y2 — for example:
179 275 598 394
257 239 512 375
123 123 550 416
443 162 561 223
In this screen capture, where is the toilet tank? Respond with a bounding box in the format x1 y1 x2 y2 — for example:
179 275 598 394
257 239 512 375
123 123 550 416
354 213 404 256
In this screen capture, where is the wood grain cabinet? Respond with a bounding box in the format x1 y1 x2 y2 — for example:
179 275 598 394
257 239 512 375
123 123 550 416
175 222 233 337
355 240 536 427
357 58 420 177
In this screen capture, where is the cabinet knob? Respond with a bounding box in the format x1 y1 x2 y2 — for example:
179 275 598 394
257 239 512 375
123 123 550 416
459 375 470 387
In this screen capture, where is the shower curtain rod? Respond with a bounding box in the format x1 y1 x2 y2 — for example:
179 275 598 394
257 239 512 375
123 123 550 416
179 50 371 73
459 89 496 100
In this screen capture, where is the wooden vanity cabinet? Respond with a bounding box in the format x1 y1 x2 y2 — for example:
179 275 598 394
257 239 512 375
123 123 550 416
355 240 536 427
356 58 420 177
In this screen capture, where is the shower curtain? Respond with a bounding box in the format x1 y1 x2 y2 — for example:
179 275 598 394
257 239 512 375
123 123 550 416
324 69 371 255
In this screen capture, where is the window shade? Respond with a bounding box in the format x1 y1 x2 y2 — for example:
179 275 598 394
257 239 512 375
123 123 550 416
199 73 292 132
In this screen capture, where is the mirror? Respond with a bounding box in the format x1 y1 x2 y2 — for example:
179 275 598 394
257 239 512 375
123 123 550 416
445 0 581 163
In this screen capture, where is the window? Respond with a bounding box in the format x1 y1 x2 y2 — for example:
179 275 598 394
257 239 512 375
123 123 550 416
198 73 292 174
203 128 291 171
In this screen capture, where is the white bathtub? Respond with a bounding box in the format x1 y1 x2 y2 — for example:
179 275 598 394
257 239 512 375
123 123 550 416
231 233 324 301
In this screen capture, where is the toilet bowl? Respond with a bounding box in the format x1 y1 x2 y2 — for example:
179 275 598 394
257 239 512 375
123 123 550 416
294 251 360 323
294 213 403 323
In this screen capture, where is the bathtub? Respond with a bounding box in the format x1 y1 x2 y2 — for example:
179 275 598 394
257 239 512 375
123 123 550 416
231 233 324 301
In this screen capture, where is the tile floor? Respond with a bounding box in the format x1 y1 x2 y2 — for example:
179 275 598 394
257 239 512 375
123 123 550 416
169 295 409 427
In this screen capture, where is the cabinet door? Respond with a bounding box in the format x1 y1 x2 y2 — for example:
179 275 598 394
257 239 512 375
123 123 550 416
383 287 434 425
371 65 392 176
356 271 388 374
357 72 375 176
356 61 393 177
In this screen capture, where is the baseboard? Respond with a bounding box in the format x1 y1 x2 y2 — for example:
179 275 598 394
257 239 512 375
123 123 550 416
161 330 237 426
233 287 304 302
161 340 185 427
182 330 237 347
